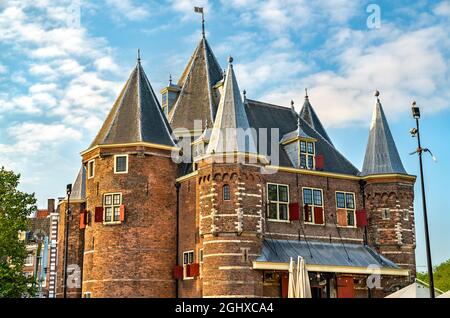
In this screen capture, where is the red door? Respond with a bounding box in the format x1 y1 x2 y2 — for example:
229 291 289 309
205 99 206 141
337 276 354 298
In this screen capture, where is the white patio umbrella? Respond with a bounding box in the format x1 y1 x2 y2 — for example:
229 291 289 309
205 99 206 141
288 256 312 298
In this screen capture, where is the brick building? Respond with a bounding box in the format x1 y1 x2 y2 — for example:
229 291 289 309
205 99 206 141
56 29 416 298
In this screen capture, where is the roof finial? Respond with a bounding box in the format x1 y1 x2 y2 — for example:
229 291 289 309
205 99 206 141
194 7 205 38
169 74 172 85
243 89 247 100
228 55 234 65
305 88 308 99
375 89 380 102
291 100 295 111
137 49 141 63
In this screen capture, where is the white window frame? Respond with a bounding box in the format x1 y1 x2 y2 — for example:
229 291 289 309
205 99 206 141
335 191 356 228
114 154 128 174
87 160 95 179
299 139 315 170
199 248 203 278
382 208 391 220
83 292 92 298
403 209 409 221
24 253 34 266
103 193 122 224
267 183 290 222
302 187 324 225
183 250 195 280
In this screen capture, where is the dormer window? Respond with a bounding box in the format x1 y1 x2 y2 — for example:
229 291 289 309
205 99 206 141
300 140 315 170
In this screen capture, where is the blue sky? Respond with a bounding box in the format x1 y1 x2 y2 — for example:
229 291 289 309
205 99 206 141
0 0 449 270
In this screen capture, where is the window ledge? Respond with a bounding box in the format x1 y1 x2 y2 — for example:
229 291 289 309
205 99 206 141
304 222 326 227
267 219 290 223
102 221 122 226
336 225 357 229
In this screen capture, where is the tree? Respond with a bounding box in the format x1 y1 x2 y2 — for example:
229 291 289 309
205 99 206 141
417 259 450 293
0 167 37 298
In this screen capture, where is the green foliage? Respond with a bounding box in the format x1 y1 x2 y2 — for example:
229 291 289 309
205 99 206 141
0 167 37 298
417 259 450 292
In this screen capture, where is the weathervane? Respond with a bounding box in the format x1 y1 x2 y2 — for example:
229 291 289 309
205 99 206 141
194 7 205 38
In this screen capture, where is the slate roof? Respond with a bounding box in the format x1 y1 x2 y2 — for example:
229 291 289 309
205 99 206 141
89 58 175 148
300 95 333 145
71 165 86 201
169 37 223 131
361 97 406 176
245 99 360 175
256 239 399 269
206 59 258 155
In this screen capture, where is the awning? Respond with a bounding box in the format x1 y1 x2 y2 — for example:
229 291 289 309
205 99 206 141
253 239 409 277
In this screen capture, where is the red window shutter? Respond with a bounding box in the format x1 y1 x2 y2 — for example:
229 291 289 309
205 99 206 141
119 205 125 222
281 273 289 298
336 209 347 226
189 263 200 277
356 209 367 227
303 204 310 222
289 203 299 221
94 207 103 223
173 266 183 279
314 206 324 224
79 210 87 229
315 154 324 171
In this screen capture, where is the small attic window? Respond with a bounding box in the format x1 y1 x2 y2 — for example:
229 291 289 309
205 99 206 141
300 140 315 170
114 155 128 174
88 160 95 179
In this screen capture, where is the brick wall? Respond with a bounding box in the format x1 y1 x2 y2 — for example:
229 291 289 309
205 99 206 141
81 146 178 298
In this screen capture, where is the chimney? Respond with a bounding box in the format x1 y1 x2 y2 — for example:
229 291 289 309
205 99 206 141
48 199 55 213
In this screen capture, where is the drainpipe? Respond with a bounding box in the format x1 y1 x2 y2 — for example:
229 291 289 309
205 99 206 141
359 179 371 298
175 182 181 298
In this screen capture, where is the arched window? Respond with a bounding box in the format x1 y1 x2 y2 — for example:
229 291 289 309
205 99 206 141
223 184 231 201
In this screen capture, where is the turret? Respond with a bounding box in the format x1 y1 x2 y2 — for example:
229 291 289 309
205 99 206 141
80 53 179 298
194 57 267 297
361 91 416 292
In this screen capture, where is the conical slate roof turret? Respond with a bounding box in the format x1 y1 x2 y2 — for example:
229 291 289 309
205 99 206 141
299 89 333 145
361 91 406 176
168 37 223 132
89 52 175 148
206 57 258 155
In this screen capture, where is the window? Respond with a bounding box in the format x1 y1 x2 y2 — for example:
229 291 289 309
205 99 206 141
103 193 122 223
382 208 391 220
183 250 194 280
336 192 356 227
83 292 92 298
114 155 128 174
199 249 203 278
88 160 95 179
267 183 289 221
300 140 315 170
303 188 324 224
25 253 34 266
223 184 230 201
403 209 409 221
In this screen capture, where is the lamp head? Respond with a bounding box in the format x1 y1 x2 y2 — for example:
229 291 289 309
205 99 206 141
412 101 421 119
66 183 72 195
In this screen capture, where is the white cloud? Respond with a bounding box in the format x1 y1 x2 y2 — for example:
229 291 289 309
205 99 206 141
170 0 210 20
434 1 450 17
0 63 7 74
105 0 150 21
261 25 450 128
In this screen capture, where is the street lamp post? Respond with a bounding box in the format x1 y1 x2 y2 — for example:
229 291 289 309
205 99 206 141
63 183 72 298
410 102 435 298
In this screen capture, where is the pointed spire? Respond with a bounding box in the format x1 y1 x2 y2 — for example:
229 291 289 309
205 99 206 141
361 91 406 176
137 49 141 64
89 56 175 148
69 165 86 201
206 56 257 155
299 90 333 145
168 36 223 132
